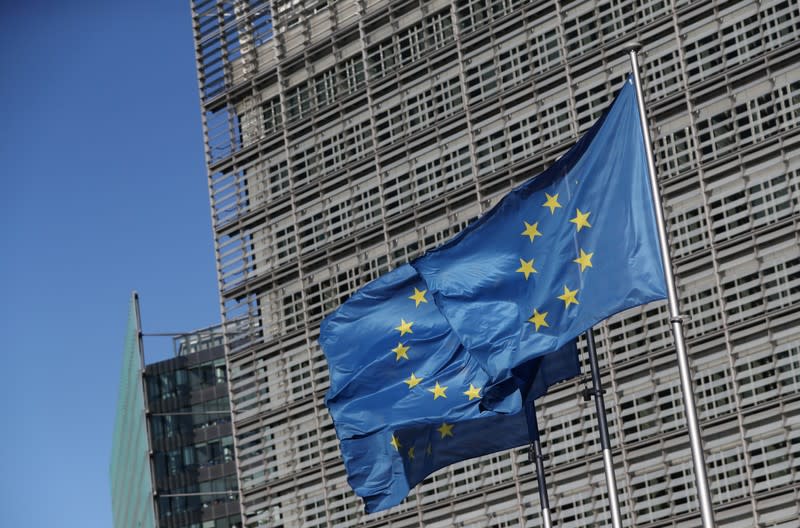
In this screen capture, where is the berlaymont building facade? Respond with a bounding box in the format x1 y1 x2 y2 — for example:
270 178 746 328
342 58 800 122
190 1 800 527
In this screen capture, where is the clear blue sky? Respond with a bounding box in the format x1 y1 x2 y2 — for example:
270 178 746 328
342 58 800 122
0 3 221 526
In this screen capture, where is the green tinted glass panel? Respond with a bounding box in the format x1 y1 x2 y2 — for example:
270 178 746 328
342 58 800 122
109 295 156 528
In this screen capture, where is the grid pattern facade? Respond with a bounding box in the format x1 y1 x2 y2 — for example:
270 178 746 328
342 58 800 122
191 1 800 526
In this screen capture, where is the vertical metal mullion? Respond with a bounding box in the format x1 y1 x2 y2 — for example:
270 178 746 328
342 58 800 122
133 293 160 528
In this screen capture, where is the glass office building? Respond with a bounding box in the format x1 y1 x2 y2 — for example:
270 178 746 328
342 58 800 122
191 1 800 526
111 293 244 528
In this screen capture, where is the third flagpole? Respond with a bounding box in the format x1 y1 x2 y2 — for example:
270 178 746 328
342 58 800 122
624 42 716 527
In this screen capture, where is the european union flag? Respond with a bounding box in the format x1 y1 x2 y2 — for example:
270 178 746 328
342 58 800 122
412 77 667 381
320 264 578 512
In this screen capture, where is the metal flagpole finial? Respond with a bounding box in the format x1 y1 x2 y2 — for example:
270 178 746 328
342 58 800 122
621 41 642 54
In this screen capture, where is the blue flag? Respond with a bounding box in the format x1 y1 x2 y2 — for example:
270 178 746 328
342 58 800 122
320 264 578 512
412 77 667 381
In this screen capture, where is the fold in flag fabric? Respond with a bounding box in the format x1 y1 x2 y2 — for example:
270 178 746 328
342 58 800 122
320 264 579 512
412 76 667 381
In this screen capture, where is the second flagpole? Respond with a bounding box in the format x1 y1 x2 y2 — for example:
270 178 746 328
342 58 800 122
584 328 623 528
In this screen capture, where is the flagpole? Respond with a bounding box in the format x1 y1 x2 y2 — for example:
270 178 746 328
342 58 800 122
583 328 623 528
624 42 716 527
527 405 553 528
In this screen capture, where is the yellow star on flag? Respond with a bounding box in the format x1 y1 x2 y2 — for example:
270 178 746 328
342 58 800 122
437 422 454 438
521 221 543 242
404 373 423 389
395 319 413 336
463 384 482 400
428 381 447 400
392 342 409 361
542 193 562 214
528 309 549 331
574 249 594 272
408 446 415 460
558 285 580 307
409 288 428 307
570 209 592 231
390 434 401 451
516 258 537 280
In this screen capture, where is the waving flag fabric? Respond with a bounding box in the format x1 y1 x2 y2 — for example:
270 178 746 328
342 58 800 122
320 76 663 513
412 77 667 381
320 264 578 512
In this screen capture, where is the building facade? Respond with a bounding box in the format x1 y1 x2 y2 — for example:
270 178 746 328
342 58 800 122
190 1 800 526
111 293 244 528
